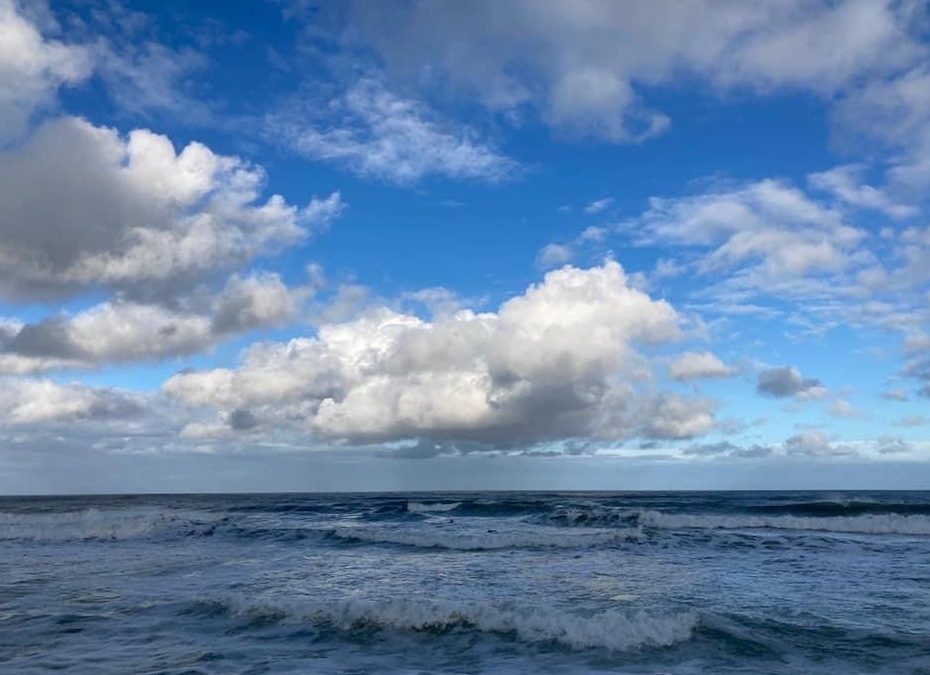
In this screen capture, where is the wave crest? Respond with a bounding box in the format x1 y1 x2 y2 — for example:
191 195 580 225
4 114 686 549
198 596 696 652
329 525 643 550
0 509 219 542
406 501 461 514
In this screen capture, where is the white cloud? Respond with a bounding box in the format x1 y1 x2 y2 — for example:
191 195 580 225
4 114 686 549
0 273 304 373
829 397 861 419
348 0 924 142
633 179 862 281
641 395 716 439
0 116 329 300
807 164 916 218
584 198 614 215
164 261 711 447
536 243 573 269
669 351 734 381
0 377 140 425
302 192 346 231
268 78 516 184
0 0 91 144
834 66 930 190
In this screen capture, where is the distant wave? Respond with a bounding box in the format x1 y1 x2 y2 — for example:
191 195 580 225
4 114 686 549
193 596 697 652
406 501 461 514
751 499 930 517
635 510 930 536
0 509 220 542
329 525 643 550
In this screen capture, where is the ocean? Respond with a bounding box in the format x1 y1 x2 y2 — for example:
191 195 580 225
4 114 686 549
1 491 929 674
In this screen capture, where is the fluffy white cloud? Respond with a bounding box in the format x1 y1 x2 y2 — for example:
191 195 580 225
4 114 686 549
0 116 336 300
669 351 734 381
164 261 713 447
0 377 141 425
347 0 923 141
634 179 863 280
0 0 91 144
268 78 516 184
0 273 302 373
641 395 716 440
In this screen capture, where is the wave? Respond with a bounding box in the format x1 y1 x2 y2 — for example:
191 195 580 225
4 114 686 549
192 596 697 652
635 510 930 536
751 499 930 517
0 509 221 542
406 501 461 514
329 525 643 550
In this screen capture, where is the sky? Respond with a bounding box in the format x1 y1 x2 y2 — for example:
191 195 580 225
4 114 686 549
1 0 930 494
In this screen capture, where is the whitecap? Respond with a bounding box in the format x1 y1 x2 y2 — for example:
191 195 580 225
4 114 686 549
208 595 697 652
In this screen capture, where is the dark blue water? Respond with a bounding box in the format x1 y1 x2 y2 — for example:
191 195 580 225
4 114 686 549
2 491 929 673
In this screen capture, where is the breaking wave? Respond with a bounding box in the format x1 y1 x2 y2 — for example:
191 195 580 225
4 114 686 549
192 596 697 652
329 525 643 550
635 510 930 536
0 509 221 542
406 501 461 514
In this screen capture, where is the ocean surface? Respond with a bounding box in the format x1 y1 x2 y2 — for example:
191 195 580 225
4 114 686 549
2 491 929 674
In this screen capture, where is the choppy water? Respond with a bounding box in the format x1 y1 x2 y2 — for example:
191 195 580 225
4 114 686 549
2 491 930 674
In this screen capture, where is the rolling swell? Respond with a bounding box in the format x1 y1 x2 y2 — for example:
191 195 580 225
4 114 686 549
0 508 222 542
328 525 643 550
750 499 930 517
186 595 698 652
635 510 930 536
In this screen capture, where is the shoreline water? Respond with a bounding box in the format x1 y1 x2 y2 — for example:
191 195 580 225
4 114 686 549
2 491 929 674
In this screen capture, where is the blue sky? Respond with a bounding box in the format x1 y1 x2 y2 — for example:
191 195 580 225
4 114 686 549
1 0 929 493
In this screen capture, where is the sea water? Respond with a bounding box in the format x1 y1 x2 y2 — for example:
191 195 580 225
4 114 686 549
1 491 929 673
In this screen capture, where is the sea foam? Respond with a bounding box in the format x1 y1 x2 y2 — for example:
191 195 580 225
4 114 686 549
0 509 219 541
406 501 462 513
202 595 697 652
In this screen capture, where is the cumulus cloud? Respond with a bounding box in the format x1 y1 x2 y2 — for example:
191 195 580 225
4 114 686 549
347 0 923 142
756 366 826 399
0 116 336 301
640 395 716 440
268 78 516 184
0 0 91 144
668 351 734 381
0 377 141 425
164 261 716 448
0 273 304 373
